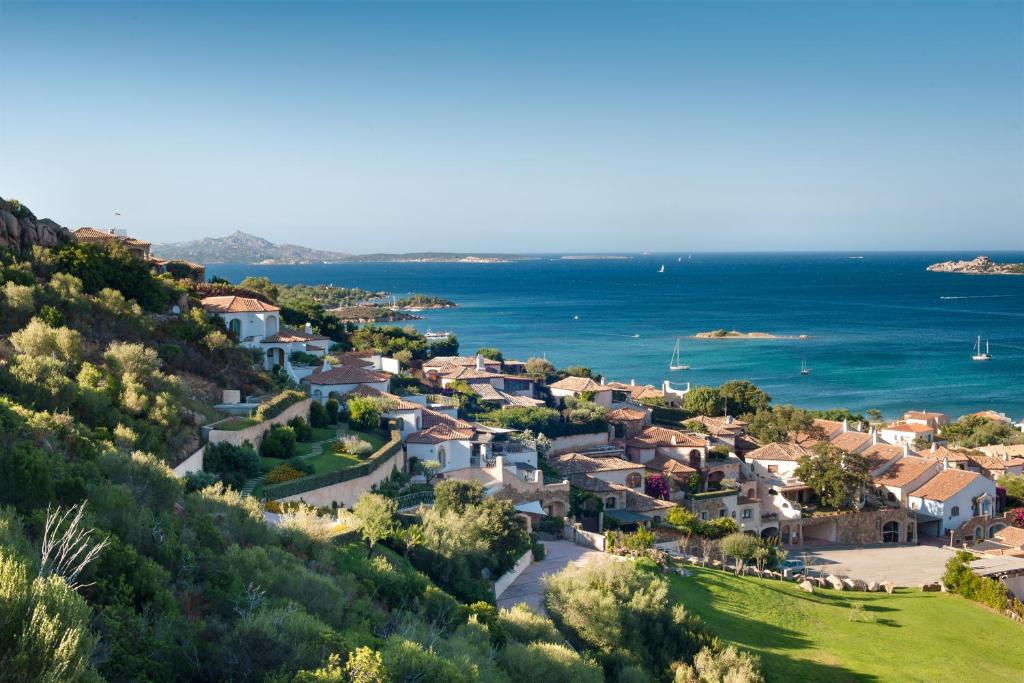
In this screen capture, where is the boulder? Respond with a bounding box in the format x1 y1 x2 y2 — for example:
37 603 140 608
866 581 880 593
920 582 941 592
799 580 815 594
881 580 895 594
843 578 867 591
826 575 845 591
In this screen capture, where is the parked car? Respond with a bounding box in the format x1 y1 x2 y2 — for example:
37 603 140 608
779 559 805 578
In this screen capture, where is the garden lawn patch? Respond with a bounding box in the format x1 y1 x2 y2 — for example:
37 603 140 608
668 565 1024 682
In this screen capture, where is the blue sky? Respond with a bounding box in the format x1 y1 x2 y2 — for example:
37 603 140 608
1 1 1021 252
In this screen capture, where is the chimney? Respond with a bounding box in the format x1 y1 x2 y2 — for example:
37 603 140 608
842 418 849 433
726 415 734 425
671 435 677 445
475 354 485 371
871 428 879 445
930 442 937 453
304 322 313 335
630 379 635 386
902 442 910 457
600 376 606 385
856 421 863 432
322 360 332 372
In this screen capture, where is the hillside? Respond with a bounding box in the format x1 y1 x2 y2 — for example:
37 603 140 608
155 230 529 264
155 230 352 264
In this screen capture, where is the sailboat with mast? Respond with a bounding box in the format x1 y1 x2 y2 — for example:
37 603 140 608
972 336 992 361
800 358 810 376
669 338 689 371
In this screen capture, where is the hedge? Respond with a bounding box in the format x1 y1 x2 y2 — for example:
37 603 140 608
651 406 693 424
263 425 403 499
254 390 307 422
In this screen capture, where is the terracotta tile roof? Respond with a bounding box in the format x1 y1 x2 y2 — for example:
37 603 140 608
420 407 474 431
690 415 746 435
425 355 501 368
305 364 388 386
623 488 676 512
548 376 612 393
746 442 811 462
918 445 971 463
344 385 421 411
966 453 1024 471
634 386 666 400
830 430 873 452
201 295 280 313
73 227 150 248
994 526 1024 549
260 325 330 344
406 424 475 444
977 445 1024 459
872 457 939 488
503 394 545 408
609 407 647 422
568 474 616 492
967 410 1013 424
447 366 503 381
885 423 935 434
644 453 698 476
627 426 706 449
904 411 947 420
336 353 377 368
908 469 982 502
548 452 642 477
471 383 504 400
860 443 905 470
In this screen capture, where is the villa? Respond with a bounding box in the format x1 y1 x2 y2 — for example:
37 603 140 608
872 456 942 506
73 226 152 258
881 422 937 445
303 361 390 401
907 468 997 537
547 376 614 408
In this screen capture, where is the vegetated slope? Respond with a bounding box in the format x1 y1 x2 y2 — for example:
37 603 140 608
669 566 1024 682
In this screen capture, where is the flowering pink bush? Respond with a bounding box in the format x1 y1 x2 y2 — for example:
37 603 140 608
1007 508 1024 528
645 474 670 500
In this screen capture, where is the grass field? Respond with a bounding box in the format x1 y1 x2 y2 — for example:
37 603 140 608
255 425 387 496
669 566 1024 682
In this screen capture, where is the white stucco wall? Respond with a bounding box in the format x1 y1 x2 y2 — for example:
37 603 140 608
910 475 996 535
220 311 278 343
308 380 390 403
407 439 474 472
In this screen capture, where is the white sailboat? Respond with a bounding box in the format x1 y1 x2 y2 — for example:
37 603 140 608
669 338 689 371
972 336 992 361
800 358 810 376
658 265 665 273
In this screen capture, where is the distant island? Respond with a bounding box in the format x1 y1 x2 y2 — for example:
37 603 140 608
693 329 809 340
560 255 631 260
155 230 529 264
926 256 1024 275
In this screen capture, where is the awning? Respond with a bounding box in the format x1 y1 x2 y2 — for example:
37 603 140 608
515 501 546 516
604 509 648 524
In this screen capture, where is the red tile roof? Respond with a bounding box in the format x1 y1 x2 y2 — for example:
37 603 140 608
872 457 939 488
201 295 280 313
609 408 647 422
627 426 706 449
908 469 982 502
406 424 475 444
746 442 811 462
305 364 388 386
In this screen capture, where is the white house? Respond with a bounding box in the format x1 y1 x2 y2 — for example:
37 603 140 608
881 422 936 445
547 376 614 408
344 385 424 438
903 411 951 429
871 456 942 506
303 361 390 403
742 442 812 523
201 295 281 345
907 468 997 536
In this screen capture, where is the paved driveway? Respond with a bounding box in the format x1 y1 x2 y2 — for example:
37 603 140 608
496 541 608 611
795 543 955 586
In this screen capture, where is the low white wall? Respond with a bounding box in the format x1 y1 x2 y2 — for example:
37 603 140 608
570 525 606 551
272 448 406 508
494 549 534 599
549 431 609 455
171 446 204 477
207 398 312 447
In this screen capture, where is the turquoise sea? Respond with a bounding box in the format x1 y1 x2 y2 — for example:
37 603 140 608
211 253 1024 420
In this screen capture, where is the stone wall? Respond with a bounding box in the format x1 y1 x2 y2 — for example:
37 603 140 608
207 398 312 447
549 431 609 455
687 491 738 520
0 198 72 252
171 447 204 477
800 508 917 546
493 550 533 599
273 448 406 508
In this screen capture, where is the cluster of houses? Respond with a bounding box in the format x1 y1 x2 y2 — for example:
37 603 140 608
71 227 206 280
197 292 1024 552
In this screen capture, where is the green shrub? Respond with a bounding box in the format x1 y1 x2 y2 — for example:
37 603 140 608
260 425 297 459
265 464 305 485
346 396 381 432
532 541 546 561
254 390 306 422
308 400 329 428
203 441 260 490
288 416 313 442
325 398 340 424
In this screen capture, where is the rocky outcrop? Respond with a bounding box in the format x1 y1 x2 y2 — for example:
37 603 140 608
926 256 1024 275
0 197 72 252
826 575 845 591
799 579 815 593
881 580 895 594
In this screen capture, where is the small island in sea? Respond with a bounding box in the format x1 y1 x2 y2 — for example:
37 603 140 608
692 329 809 340
926 255 1024 275
560 254 631 260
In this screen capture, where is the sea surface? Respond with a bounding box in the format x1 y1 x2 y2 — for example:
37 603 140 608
211 253 1024 420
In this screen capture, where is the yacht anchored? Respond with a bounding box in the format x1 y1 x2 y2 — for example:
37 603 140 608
669 338 689 371
972 336 992 361
424 330 452 340
800 358 810 376
658 264 665 273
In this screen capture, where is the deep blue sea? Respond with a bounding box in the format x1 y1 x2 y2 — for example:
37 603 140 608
211 253 1024 420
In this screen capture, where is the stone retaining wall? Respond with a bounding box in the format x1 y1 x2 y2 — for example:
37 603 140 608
207 398 312 447
273 448 406 508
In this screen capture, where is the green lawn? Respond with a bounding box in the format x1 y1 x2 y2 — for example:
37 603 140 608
669 566 1024 682
257 425 387 480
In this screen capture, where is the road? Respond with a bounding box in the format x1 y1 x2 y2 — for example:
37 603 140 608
496 540 610 611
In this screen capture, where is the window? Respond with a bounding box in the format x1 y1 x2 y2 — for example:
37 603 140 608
981 500 991 515
950 505 960 518
700 511 708 521
438 446 447 469
626 472 642 488
742 509 752 519
882 521 899 543
605 497 617 509
719 508 727 518
731 510 736 519
767 465 779 474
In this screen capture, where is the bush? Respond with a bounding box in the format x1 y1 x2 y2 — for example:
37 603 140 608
288 416 313 442
287 456 315 475
260 425 297 459
347 396 381 432
325 398 340 424
433 480 485 515
254 390 306 422
497 604 562 645
497 641 603 683
532 541 545 561
265 464 305 485
308 400 329 428
943 551 1009 611
335 435 372 456
203 441 261 490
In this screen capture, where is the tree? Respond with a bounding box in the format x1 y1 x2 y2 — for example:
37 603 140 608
259 425 297 458
794 442 870 509
562 365 597 380
308 400 329 428
238 276 280 302
203 441 261 489
720 532 759 575
719 380 771 415
675 645 765 683
10 318 83 371
428 334 459 357
524 357 556 381
867 409 884 424
325 398 340 424
745 405 820 444
683 386 722 416
433 479 485 515
347 396 381 432
476 347 504 361
1006 508 1024 528
345 647 387 683
353 493 398 549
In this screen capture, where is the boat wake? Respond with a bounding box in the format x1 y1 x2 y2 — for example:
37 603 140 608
939 294 1016 300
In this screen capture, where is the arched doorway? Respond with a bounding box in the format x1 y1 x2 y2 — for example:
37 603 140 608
707 471 725 490
265 315 279 335
266 347 284 369
882 520 899 543
228 318 241 340
688 449 702 469
761 526 779 541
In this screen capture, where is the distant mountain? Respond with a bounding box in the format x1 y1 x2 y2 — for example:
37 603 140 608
154 230 529 264
154 230 352 265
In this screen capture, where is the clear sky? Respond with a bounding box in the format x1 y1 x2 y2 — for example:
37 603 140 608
1 1 1021 253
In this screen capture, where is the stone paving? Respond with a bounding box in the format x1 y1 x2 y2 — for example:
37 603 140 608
496 540 610 611
795 543 956 586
